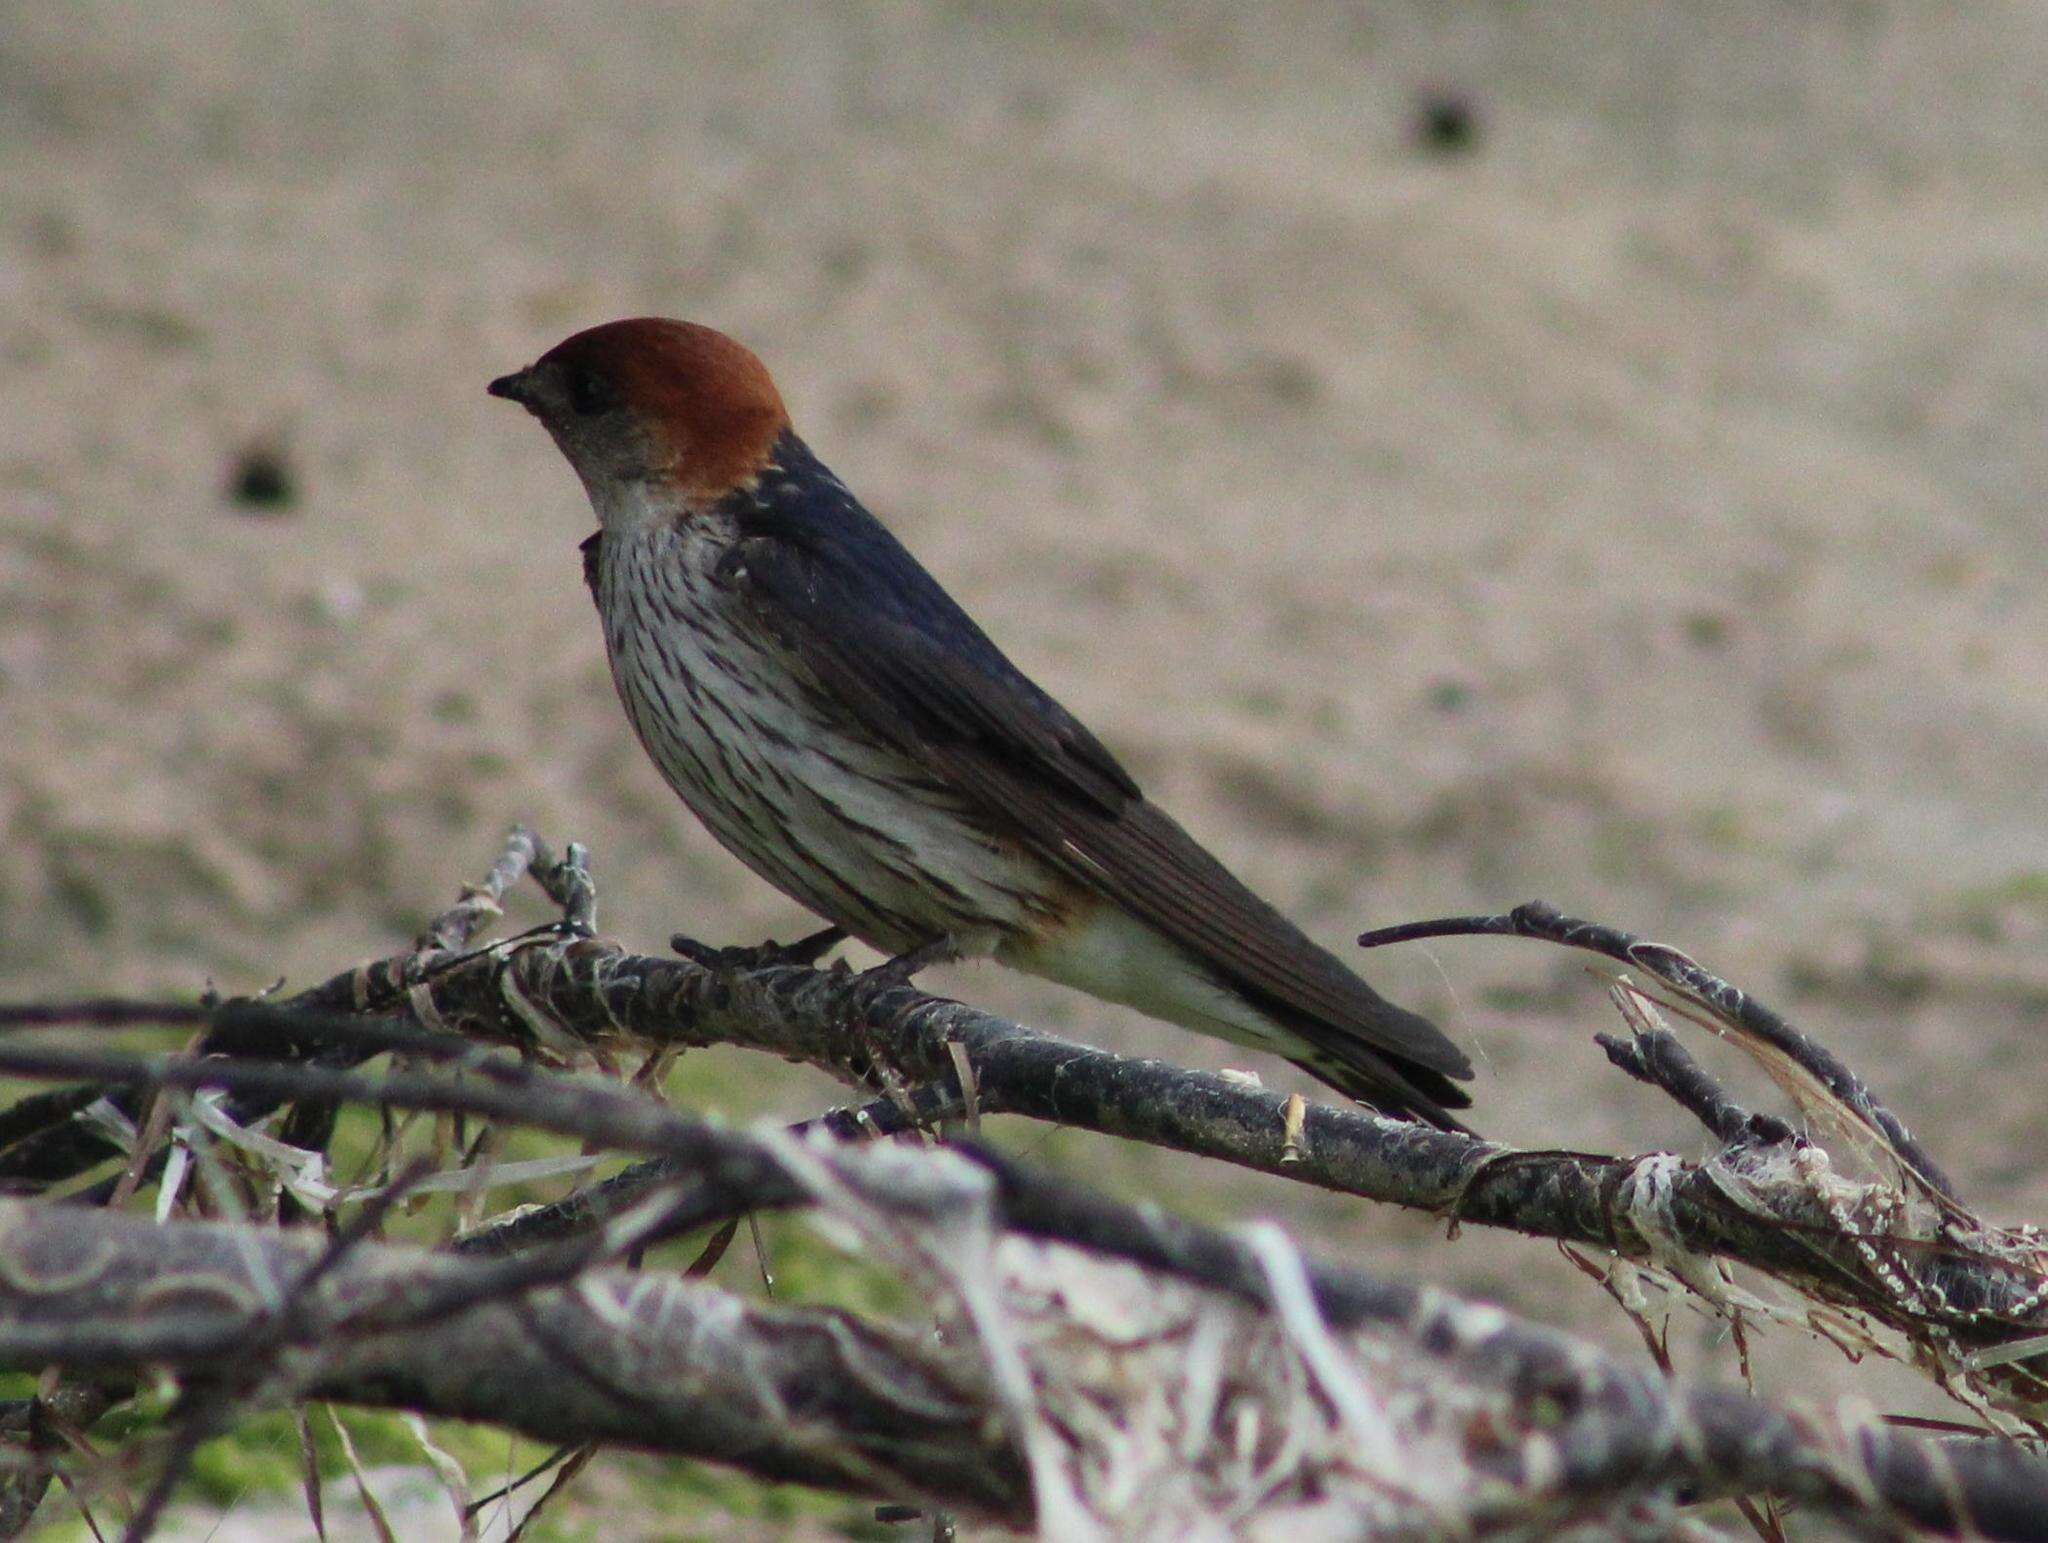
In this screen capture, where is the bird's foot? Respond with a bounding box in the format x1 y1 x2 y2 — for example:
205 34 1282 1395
855 936 960 991
671 925 847 973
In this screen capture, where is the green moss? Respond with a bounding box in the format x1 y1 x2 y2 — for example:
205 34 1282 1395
0 1034 961 1535
184 1407 423 1504
90 1402 563 1515
615 1451 898 1540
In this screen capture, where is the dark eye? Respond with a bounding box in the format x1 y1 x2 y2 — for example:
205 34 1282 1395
566 367 618 417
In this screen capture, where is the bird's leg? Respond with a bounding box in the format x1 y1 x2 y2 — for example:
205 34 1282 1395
671 925 848 973
857 935 960 990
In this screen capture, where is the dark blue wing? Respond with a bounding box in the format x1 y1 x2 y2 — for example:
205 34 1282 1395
727 437 1140 815
716 437 1474 1113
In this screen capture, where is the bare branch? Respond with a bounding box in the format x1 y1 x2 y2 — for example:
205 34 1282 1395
336 931 2048 1379
0 1197 1020 1516
1596 1011 1798 1150
3 920 2044 1405
1360 900 1957 1200
0 1148 2045 1536
5 837 2048 1535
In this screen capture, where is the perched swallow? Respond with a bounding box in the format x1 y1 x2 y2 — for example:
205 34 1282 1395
489 319 1475 1127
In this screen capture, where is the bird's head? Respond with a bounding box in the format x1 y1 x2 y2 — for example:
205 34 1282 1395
489 318 790 527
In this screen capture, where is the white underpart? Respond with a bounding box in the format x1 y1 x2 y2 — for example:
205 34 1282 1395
593 490 1054 954
1000 904 1288 1056
589 478 1296 1061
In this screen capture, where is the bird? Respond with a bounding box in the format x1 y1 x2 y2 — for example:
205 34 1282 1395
488 318 1475 1128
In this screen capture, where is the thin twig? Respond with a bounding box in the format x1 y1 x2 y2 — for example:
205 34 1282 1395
1359 900 1958 1200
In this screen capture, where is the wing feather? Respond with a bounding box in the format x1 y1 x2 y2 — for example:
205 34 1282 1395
720 528 1473 1099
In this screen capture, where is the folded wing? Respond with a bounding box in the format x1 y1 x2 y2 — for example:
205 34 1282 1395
719 521 1473 1123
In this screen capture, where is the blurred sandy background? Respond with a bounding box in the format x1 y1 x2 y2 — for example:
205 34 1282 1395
6 1 2048 1532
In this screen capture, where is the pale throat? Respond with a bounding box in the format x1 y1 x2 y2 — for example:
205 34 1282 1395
576 463 703 536
589 484 737 604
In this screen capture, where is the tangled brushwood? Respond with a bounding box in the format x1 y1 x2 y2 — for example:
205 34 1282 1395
1 830 2047 1539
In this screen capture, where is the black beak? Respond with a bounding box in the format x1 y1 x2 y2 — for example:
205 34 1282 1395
487 369 537 405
